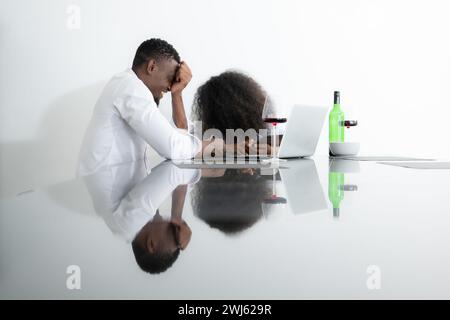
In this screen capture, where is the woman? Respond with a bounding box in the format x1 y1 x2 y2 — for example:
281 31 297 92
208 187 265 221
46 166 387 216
192 71 283 158
193 71 267 134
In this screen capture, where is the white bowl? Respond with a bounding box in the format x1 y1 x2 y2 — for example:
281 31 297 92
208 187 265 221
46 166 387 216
330 142 360 156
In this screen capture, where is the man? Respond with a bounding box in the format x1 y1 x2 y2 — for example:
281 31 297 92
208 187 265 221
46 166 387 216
77 38 201 176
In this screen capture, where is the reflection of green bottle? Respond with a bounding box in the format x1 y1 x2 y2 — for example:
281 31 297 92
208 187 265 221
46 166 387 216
328 171 344 218
329 91 345 145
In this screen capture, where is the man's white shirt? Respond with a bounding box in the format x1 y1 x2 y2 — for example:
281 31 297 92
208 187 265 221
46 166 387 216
84 160 201 242
77 69 201 177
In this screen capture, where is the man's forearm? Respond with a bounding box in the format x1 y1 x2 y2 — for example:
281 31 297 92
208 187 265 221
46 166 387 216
171 93 188 130
171 185 188 221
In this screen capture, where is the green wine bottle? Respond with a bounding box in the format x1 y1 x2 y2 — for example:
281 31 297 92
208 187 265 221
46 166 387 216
329 91 345 145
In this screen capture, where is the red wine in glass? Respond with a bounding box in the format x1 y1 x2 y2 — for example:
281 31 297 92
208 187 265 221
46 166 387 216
263 117 287 125
261 94 288 164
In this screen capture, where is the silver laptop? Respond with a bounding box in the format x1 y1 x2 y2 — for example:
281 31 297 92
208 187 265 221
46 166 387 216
276 105 327 158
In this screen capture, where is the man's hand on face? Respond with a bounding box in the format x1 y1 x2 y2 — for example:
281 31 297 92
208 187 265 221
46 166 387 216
170 61 192 95
171 220 192 250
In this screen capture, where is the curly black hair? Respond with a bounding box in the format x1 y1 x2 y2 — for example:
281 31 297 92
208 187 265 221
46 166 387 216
191 169 268 234
132 38 180 69
192 71 267 135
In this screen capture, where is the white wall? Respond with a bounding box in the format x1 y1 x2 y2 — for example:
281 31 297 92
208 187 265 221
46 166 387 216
1 0 449 197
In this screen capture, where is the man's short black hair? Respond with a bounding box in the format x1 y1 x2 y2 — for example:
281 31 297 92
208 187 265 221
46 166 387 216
131 239 180 274
132 38 181 69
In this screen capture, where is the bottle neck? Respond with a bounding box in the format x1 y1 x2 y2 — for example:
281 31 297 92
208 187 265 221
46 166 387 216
332 103 341 111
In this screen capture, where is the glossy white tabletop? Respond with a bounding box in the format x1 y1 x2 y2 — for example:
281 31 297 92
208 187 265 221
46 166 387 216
1 157 450 299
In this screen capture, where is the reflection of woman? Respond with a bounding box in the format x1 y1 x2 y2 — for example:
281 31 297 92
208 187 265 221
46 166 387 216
84 160 200 274
191 168 270 234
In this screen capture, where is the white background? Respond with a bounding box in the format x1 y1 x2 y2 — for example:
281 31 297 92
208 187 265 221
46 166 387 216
1 0 449 197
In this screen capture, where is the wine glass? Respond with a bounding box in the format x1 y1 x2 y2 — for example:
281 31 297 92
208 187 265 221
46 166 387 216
261 93 287 165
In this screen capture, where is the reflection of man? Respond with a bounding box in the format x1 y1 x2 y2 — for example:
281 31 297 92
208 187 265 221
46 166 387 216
132 185 191 274
84 160 200 274
77 38 201 177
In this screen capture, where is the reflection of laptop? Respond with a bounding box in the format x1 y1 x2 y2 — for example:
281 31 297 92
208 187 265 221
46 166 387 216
237 105 327 160
279 160 327 214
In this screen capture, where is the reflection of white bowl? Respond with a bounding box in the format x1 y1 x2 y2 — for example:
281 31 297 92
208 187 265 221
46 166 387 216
330 142 360 156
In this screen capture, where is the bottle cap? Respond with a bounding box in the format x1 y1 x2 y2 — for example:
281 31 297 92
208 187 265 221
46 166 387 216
334 91 340 104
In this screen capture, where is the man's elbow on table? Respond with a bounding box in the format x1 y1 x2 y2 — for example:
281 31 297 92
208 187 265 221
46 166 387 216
165 133 201 160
